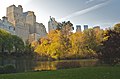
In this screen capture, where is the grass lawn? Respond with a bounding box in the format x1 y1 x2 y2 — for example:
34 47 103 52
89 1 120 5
0 67 120 79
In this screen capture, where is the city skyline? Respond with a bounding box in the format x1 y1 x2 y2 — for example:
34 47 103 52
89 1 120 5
0 0 120 31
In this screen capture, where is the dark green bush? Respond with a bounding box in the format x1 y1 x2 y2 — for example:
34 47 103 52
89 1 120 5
4 65 16 74
56 61 81 69
0 66 4 74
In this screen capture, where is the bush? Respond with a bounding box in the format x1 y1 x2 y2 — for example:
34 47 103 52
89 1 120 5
4 65 16 74
0 66 4 74
56 61 81 69
98 29 120 66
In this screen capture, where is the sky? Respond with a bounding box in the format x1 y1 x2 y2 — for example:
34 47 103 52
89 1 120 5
0 0 120 31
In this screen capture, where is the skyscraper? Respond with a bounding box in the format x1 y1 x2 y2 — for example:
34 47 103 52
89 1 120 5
84 25 88 30
76 25 81 32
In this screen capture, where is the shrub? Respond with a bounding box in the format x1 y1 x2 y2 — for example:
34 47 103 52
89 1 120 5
4 65 16 74
98 29 120 66
56 61 81 69
0 66 4 74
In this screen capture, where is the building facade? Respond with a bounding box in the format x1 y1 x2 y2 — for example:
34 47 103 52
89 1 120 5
0 5 47 43
0 16 15 35
48 16 59 32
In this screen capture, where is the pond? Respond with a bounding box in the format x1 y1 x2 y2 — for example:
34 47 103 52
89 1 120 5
0 58 98 72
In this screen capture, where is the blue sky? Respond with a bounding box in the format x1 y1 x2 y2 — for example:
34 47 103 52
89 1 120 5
0 0 120 31
30 0 120 30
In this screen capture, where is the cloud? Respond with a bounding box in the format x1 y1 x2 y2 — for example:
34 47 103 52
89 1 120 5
86 0 95 4
58 0 110 22
86 0 109 4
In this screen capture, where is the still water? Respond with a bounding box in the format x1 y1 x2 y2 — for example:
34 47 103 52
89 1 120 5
0 58 97 72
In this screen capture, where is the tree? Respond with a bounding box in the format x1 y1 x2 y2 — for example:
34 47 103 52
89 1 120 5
114 23 120 33
83 29 97 50
69 32 85 59
4 34 13 54
0 29 12 55
35 37 50 60
35 22 103 60
82 29 99 58
59 21 73 59
24 40 34 57
35 21 74 60
12 35 24 56
98 25 120 65
35 30 66 60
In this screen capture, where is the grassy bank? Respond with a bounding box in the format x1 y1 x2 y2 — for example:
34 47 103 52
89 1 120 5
0 67 120 79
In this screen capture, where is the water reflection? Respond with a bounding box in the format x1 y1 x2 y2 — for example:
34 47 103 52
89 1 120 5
0 58 35 72
34 61 57 71
34 60 97 71
0 58 97 72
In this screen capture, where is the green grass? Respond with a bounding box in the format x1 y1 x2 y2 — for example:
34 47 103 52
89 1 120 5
0 67 120 79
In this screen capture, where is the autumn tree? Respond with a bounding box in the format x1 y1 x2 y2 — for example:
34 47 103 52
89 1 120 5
69 32 85 59
114 23 120 32
35 22 105 60
82 29 98 58
35 30 68 60
35 21 73 60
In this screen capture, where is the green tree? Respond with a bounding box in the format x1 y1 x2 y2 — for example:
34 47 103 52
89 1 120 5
83 29 97 50
0 29 11 55
24 40 34 57
4 34 13 54
83 29 98 58
12 35 24 56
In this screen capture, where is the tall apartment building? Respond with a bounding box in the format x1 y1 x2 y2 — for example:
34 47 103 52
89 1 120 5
0 5 47 42
84 25 88 30
76 25 81 32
